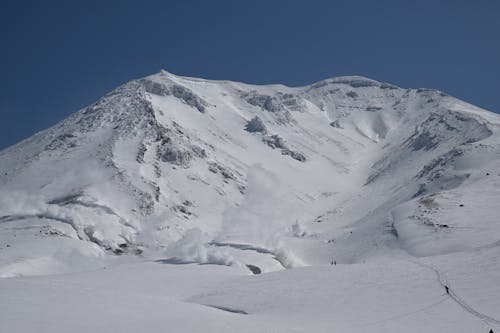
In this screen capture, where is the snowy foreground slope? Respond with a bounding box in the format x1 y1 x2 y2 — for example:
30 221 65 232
1 71 499 332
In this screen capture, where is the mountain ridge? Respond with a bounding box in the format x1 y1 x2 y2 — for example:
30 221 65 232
1 71 499 277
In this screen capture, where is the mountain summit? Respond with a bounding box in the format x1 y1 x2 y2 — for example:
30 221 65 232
1 71 499 276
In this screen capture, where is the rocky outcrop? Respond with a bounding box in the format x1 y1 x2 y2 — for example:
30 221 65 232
245 116 268 134
142 79 208 113
262 134 306 162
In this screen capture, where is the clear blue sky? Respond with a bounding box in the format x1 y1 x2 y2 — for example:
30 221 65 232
1 0 499 149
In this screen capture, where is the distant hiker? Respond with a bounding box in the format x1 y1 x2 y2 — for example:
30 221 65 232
489 329 494 333
445 285 449 295
334 260 336 265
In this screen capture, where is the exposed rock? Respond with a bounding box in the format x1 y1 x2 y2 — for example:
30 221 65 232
152 184 160 202
142 79 208 113
281 149 306 162
158 140 206 168
142 79 170 96
245 94 281 112
170 85 207 113
136 143 147 163
262 134 306 162
366 106 383 112
173 203 192 216
246 264 262 275
416 148 464 180
346 91 358 98
262 134 287 149
245 116 267 134
404 112 492 152
278 93 304 112
407 130 439 151
208 162 236 180
160 145 193 167
330 119 343 129
329 77 380 88
45 133 78 151
191 145 208 159
241 91 294 124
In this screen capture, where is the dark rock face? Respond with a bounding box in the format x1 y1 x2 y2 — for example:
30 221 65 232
45 133 78 151
246 264 262 275
262 134 306 162
158 142 206 167
245 116 268 134
281 149 306 162
404 112 492 152
408 130 439 151
278 93 303 112
241 91 294 124
142 79 170 96
366 106 383 112
346 91 358 98
160 145 193 166
245 94 281 113
330 119 343 129
262 134 287 149
136 143 147 163
367 109 492 187
208 162 236 180
170 85 207 113
142 79 207 113
416 148 464 180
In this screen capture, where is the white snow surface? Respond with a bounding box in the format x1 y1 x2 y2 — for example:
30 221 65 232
1 71 500 332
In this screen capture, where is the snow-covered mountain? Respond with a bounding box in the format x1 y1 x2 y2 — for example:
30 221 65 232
1 71 499 332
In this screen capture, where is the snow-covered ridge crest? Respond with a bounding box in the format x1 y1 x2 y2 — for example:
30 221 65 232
1 70 500 278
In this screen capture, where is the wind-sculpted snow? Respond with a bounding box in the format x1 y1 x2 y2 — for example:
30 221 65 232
0 190 138 253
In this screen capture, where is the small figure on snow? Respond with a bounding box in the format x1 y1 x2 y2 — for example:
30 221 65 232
444 285 449 295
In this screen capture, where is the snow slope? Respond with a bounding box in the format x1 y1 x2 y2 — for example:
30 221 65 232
1 71 499 332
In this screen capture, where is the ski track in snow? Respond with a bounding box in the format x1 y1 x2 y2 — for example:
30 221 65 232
411 260 500 326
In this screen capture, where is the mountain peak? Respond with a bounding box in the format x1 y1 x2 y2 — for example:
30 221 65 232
1 71 499 282
148 71 397 91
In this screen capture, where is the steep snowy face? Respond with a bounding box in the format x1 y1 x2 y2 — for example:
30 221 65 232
1 70 500 276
